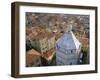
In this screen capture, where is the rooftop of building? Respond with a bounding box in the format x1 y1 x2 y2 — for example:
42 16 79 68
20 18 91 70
42 48 55 61
27 27 55 40
56 30 81 50
26 49 41 66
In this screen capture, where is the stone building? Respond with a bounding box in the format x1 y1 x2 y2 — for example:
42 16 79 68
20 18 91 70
29 32 48 54
47 32 55 50
27 29 56 66
29 31 55 54
56 25 81 65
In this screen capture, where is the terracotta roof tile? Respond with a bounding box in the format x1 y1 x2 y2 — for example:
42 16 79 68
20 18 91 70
42 48 55 61
26 49 41 66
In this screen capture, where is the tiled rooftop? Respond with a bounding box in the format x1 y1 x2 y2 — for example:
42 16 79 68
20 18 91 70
26 49 41 66
42 48 55 61
28 27 55 40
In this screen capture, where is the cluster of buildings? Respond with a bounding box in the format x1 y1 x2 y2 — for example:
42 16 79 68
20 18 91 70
26 27 56 67
26 25 84 67
25 13 89 67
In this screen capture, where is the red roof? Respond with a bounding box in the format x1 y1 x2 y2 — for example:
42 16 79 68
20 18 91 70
42 48 55 61
26 49 41 66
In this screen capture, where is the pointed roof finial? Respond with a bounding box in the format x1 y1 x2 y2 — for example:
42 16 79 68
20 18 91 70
67 23 72 32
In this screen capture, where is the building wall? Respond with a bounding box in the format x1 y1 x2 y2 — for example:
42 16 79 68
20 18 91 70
56 49 79 65
47 36 55 50
39 38 48 53
30 35 55 54
31 37 48 53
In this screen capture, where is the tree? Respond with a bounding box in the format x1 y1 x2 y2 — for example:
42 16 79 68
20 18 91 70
81 46 89 64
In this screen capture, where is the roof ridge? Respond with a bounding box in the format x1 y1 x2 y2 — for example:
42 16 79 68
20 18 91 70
70 31 81 49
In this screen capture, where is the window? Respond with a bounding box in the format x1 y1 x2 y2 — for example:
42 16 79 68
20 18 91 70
70 62 72 65
71 50 73 53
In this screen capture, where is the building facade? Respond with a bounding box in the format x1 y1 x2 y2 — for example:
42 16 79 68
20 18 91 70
29 32 55 54
27 30 56 66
